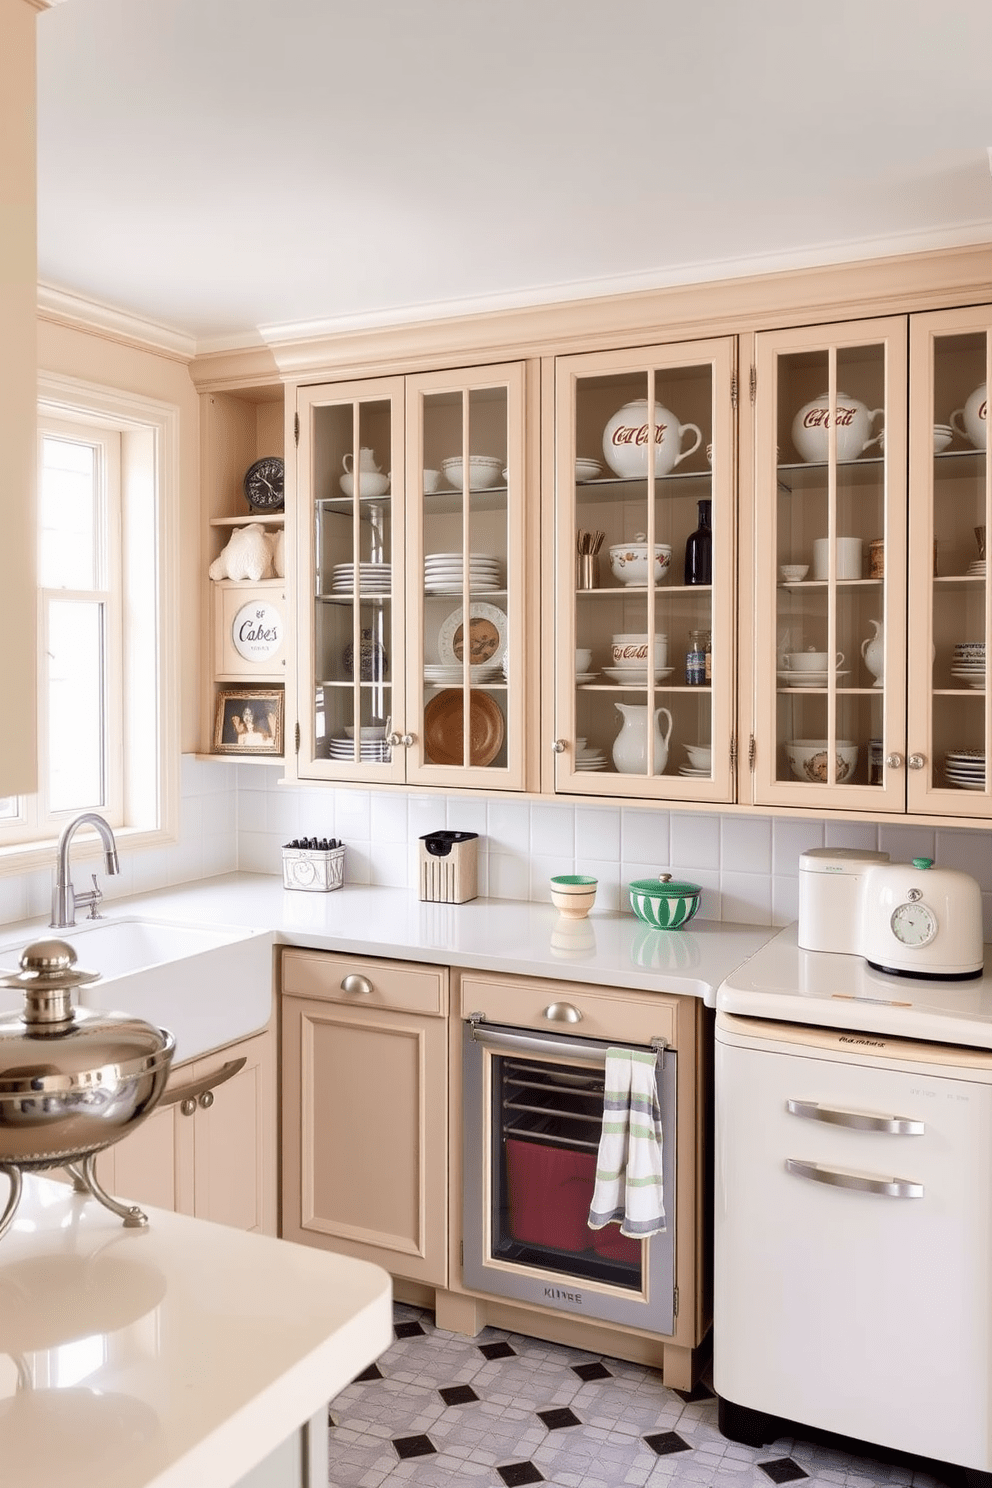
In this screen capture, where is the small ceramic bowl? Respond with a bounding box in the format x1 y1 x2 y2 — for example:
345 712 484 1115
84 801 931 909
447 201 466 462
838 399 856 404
933 425 954 453
608 543 672 586
786 739 858 783
779 564 809 584
685 744 712 769
340 472 390 499
628 874 701 930
550 874 598 919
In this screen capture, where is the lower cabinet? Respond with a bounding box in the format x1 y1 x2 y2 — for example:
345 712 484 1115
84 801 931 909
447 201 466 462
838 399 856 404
280 948 448 1286
94 1026 277 1235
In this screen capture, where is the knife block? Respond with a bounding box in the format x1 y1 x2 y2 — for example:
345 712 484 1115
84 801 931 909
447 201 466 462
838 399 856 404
419 831 479 904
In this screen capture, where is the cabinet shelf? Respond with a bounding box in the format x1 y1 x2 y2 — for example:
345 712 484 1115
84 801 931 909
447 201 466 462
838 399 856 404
577 471 712 490
211 513 285 528
576 584 713 598
319 679 393 689
423 487 508 516
317 592 393 605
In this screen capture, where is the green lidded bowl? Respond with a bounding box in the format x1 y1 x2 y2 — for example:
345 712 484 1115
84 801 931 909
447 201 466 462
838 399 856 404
628 872 701 930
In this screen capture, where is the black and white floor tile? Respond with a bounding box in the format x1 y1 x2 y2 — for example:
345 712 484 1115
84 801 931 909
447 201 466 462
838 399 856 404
327 1304 949 1488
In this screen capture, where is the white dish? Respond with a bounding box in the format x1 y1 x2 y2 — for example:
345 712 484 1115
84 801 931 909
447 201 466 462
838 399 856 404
575 672 598 684
679 766 712 777
602 666 673 685
437 602 507 669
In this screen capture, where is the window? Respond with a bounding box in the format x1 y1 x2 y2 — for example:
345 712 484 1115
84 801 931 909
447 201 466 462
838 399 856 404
0 375 179 865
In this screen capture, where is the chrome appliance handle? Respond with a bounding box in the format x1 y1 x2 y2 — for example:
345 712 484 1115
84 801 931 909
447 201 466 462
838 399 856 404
786 1098 924 1136
469 1022 667 1068
785 1157 923 1199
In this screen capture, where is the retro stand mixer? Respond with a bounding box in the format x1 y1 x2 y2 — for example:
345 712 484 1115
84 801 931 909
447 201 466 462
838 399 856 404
797 847 985 979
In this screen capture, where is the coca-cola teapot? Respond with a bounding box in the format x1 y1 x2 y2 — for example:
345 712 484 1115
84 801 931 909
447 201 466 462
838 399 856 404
602 399 702 479
950 383 987 451
791 391 884 464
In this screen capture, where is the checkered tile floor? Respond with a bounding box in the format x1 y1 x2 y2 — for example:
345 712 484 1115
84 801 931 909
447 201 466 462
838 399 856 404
327 1304 950 1487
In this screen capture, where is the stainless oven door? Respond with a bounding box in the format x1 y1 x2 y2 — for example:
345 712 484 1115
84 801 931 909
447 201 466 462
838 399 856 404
462 1019 677 1333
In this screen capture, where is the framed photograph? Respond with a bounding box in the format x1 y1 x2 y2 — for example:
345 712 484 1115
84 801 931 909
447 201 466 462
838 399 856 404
213 686 284 755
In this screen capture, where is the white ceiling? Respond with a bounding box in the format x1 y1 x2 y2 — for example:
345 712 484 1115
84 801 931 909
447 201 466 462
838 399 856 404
36 0 992 354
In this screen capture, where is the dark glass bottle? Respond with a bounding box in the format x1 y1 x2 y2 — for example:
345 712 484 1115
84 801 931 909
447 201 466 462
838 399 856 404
684 499 712 584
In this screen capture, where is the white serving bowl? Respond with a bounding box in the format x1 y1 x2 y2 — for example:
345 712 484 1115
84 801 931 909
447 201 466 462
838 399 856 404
685 744 712 769
340 471 390 499
611 633 668 668
786 738 858 784
441 455 504 491
608 542 672 586
779 564 809 583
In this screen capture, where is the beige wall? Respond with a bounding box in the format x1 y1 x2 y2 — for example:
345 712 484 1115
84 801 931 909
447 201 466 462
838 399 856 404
37 319 201 752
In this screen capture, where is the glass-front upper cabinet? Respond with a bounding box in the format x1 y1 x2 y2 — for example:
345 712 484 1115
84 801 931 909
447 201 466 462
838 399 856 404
908 307 991 817
553 340 737 801
404 363 528 790
751 318 908 811
296 376 407 781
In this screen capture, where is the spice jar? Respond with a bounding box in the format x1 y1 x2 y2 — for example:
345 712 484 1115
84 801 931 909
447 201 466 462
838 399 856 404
686 629 711 686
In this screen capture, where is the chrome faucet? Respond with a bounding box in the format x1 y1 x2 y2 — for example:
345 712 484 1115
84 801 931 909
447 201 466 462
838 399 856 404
51 812 120 929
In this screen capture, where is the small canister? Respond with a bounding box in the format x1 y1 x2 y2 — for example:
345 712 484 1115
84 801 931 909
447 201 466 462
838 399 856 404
869 538 884 578
686 629 711 686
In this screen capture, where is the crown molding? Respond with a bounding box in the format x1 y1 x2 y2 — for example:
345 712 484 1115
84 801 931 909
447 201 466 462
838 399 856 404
37 282 196 362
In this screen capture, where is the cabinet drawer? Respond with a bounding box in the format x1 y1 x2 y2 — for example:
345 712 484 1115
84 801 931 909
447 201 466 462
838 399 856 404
458 972 678 1048
281 948 447 1016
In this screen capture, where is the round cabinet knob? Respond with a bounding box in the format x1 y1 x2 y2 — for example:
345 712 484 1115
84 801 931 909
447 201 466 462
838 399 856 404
908 754 927 770
199 1090 214 1110
386 731 402 747
552 739 567 754
180 1097 196 1117
340 974 373 996
401 733 415 748
885 753 904 769
543 1002 582 1023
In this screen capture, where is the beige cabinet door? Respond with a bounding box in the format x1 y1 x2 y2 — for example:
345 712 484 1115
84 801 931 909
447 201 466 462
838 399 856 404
907 305 992 816
552 339 737 801
94 1028 277 1235
282 993 448 1286
748 317 909 811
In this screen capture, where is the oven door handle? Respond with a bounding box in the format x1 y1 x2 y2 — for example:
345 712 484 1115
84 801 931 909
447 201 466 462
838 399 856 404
468 1023 664 1067
786 1098 924 1135
785 1158 924 1199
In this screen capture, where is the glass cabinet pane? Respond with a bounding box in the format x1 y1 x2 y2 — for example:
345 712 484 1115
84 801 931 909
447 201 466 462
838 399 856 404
419 386 509 771
557 340 734 799
753 320 906 811
303 384 403 776
920 323 990 803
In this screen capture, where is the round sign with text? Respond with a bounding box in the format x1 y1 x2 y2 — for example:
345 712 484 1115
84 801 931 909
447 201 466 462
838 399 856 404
232 601 282 663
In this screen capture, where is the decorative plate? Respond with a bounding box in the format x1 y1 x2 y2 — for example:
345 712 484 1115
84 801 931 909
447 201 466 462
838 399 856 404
437 602 507 668
423 689 505 767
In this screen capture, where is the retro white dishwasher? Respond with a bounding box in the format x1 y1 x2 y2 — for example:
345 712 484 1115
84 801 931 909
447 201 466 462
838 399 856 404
713 918 992 1485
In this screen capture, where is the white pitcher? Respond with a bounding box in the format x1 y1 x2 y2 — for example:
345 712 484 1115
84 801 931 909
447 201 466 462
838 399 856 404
861 618 884 688
612 703 673 775
342 447 382 475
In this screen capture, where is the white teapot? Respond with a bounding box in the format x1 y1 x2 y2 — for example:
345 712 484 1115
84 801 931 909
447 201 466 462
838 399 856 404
861 618 884 689
602 399 702 479
343 447 381 475
791 391 884 463
950 383 987 451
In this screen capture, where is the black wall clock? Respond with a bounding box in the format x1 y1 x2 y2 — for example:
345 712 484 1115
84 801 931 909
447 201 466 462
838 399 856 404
244 456 285 512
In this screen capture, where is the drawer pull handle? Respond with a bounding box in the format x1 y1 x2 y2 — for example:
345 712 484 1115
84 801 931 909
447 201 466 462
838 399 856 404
162 1056 247 1113
785 1158 923 1199
543 1002 582 1023
786 1099 924 1135
341 974 374 996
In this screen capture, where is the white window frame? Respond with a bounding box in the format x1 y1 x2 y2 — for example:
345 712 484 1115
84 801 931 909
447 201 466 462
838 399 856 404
0 373 180 872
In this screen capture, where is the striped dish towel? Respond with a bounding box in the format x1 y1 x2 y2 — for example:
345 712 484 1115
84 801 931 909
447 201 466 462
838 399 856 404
587 1048 666 1239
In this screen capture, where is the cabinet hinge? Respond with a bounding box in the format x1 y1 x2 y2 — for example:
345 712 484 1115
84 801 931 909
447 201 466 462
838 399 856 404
729 733 737 769
294 721 301 755
673 1286 679 1319
730 372 738 412
748 734 756 770
459 1239 464 1265
294 412 300 446
749 365 757 405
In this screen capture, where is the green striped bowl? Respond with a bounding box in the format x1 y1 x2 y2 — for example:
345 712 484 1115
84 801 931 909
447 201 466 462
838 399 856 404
628 875 701 930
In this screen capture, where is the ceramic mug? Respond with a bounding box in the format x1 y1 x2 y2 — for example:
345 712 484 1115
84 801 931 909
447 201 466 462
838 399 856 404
812 537 862 581
423 468 441 493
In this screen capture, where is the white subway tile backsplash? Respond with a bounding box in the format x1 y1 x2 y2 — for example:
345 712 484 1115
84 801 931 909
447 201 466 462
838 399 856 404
530 803 576 859
575 806 621 864
772 817 824 873
878 824 937 862
621 807 670 868
721 816 773 876
823 820 880 851
489 851 529 901
936 828 992 889
334 789 372 842
720 869 774 925
370 791 409 843
486 799 531 854
670 811 721 871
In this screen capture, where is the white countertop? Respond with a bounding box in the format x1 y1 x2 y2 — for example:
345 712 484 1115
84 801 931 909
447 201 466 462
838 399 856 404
0 1174 392 1488
718 923 992 1049
111 873 777 1006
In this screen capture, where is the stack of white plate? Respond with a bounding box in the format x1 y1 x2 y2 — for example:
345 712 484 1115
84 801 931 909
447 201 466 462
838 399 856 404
575 670 598 685
331 563 392 595
575 741 608 771
327 733 391 762
679 764 712 778
944 750 986 789
951 642 986 690
423 662 503 685
424 552 501 593
966 560 987 577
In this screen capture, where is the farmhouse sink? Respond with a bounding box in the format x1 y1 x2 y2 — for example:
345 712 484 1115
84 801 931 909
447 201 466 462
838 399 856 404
0 915 274 1063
